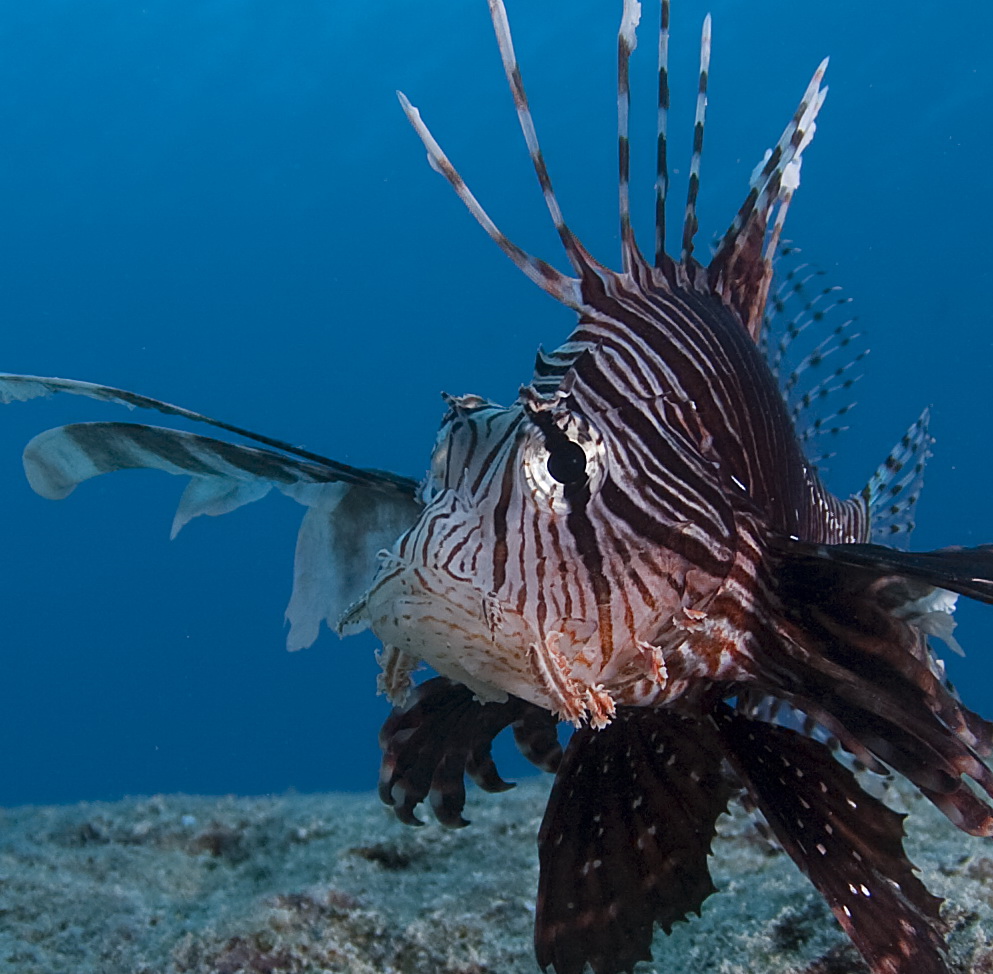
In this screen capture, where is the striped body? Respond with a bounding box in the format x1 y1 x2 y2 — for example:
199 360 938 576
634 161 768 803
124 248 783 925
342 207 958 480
366 264 866 721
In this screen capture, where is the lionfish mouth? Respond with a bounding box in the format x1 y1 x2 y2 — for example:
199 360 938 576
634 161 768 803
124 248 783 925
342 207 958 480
363 550 526 706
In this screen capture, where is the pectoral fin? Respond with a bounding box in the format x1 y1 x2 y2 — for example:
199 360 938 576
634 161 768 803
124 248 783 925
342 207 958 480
19 419 424 651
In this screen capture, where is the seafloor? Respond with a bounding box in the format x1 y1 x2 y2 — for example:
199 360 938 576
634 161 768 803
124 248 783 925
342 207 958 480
2 776 992 974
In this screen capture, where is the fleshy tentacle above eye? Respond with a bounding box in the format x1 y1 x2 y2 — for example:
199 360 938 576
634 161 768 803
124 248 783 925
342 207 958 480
378 676 561 828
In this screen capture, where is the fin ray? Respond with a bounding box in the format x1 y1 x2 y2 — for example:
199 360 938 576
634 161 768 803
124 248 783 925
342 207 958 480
396 92 583 310
535 709 732 974
653 0 671 267
0 373 418 496
616 0 644 270
485 0 595 280
707 59 829 340
718 709 949 974
864 409 932 546
679 15 711 262
378 677 560 828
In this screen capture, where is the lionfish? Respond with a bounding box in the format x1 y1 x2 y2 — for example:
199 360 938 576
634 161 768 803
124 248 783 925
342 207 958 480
2 0 992 972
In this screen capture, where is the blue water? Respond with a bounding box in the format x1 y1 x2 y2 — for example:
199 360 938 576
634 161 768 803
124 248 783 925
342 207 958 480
0 0 989 805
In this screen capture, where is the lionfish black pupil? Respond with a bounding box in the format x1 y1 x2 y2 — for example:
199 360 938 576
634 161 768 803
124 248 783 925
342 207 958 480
546 438 587 485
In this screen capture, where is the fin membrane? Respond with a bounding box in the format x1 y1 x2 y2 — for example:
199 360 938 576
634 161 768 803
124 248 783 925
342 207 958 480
788 538 993 605
0 373 419 496
768 536 993 834
377 677 560 828
717 707 949 974
21 421 424 650
534 709 732 974
24 421 346 504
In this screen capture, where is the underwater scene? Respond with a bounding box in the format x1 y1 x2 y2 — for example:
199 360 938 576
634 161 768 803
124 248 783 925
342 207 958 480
1 0 992 972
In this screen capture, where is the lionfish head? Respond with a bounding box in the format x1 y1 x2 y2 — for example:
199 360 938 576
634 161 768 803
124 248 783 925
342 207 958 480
365 369 713 723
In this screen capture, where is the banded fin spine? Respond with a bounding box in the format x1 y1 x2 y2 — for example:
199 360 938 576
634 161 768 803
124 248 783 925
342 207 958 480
679 14 711 262
708 59 829 341
790 318 865 452
617 0 643 270
761 248 868 470
761 255 825 363
395 92 582 310
862 409 932 546
654 0 671 268
775 293 860 406
486 0 595 279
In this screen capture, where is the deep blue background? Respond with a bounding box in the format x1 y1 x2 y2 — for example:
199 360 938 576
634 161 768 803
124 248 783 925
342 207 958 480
0 0 990 805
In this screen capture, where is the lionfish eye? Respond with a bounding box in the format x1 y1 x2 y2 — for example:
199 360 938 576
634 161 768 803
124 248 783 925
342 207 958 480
521 404 606 512
545 436 588 485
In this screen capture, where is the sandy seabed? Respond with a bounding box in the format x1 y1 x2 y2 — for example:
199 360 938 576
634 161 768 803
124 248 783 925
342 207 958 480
2 776 993 974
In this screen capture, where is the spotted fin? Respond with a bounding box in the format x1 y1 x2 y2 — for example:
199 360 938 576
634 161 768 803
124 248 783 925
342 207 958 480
717 708 949 974
378 677 560 828
761 248 866 471
863 409 933 546
534 709 733 974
